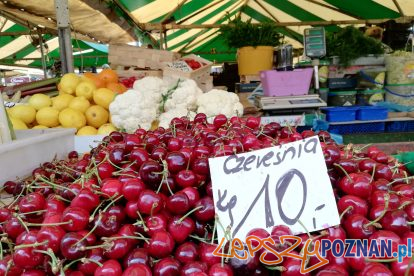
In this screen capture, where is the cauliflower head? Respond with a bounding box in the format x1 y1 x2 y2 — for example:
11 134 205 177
162 78 203 112
109 89 158 132
196 89 243 120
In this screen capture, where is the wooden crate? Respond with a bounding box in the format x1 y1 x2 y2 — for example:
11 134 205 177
109 44 180 70
114 65 163 79
163 54 212 81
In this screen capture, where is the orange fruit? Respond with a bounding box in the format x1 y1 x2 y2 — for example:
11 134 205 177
98 69 118 84
106 82 127 94
83 72 106 88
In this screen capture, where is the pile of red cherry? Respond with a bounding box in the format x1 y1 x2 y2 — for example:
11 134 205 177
0 113 413 275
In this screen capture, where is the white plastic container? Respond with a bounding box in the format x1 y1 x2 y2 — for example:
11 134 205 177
0 128 75 185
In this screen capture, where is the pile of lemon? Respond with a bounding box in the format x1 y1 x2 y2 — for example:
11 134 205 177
8 72 119 135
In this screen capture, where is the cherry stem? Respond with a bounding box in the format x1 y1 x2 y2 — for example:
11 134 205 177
211 218 217 245
178 205 203 224
37 176 76 195
407 221 414 225
14 214 29 233
265 266 287 272
398 201 414 210
7 182 27 209
26 220 72 227
149 203 158 224
80 243 112 251
339 206 353 220
136 210 149 232
364 194 389 228
370 164 376 183
189 234 210 243
333 163 352 181
14 241 48 249
103 235 149 242
0 240 3 260
75 214 102 246
33 248 61 274
387 176 414 186
18 209 47 216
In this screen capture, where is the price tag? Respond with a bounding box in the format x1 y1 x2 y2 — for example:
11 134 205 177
209 136 340 241
167 61 193 72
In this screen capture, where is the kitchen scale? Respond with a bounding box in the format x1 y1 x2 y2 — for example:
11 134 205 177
255 27 328 115
259 94 326 111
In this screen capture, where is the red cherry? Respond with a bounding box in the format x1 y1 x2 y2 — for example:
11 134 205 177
337 195 369 218
60 232 87 260
97 162 115 180
123 248 150 269
61 206 89 231
343 214 376 239
77 248 104 275
129 148 150 170
137 190 164 215
199 243 221 267
147 230 175 259
70 188 100 212
37 226 65 253
12 247 44 269
139 160 163 189
94 259 122 276
194 197 215 222
175 241 198 264
101 178 123 198
181 262 209 276
175 170 197 188
165 152 187 174
18 192 46 214
166 193 190 215
153 257 181 276
245 116 261 129
179 187 200 208
168 215 195 243
122 264 152 276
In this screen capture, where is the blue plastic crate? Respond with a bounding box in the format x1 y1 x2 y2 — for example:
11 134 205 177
385 121 414 132
328 122 385 134
321 107 358 122
356 106 388 121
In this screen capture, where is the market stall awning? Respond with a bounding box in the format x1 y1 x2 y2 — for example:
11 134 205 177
0 16 109 69
118 0 414 62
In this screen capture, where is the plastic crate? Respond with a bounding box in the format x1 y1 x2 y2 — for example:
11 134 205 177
320 107 358 122
356 106 388 121
260 68 314 97
328 122 385 134
385 121 414 132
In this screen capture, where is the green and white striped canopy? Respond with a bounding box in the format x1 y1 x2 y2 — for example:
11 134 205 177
1 0 413 65
120 0 414 61
0 16 109 68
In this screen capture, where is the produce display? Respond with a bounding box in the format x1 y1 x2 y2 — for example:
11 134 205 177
109 77 243 132
5 70 126 135
0 114 413 275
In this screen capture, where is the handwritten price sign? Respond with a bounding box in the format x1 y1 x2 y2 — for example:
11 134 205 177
209 136 340 241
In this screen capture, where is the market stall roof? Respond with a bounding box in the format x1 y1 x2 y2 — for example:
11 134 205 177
122 0 414 62
1 0 414 64
0 16 109 69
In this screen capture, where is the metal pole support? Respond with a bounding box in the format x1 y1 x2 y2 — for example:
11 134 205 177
54 0 73 73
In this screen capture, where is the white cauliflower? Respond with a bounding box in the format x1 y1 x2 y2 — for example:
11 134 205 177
132 76 165 104
196 89 243 120
158 107 196 129
109 89 158 132
162 78 203 112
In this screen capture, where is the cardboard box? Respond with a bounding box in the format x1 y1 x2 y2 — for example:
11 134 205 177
109 44 180 70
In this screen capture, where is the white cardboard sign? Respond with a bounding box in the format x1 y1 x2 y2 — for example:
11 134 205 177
209 136 340 241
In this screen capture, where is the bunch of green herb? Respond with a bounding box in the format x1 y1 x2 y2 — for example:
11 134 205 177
326 26 384 66
219 17 283 49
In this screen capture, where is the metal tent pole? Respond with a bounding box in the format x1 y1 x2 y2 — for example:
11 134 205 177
54 0 73 73
38 34 48 78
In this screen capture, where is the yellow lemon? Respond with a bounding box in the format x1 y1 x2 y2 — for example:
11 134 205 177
32 125 48 129
36 107 60 127
97 123 117 135
28 94 52 110
58 108 86 130
85 105 109 128
93 88 115 110
59 73 81 94
75 81 95 100
77 126 98 136
52 94 74 111
9 116 28 130
69 96 90 113
8 105 36 124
